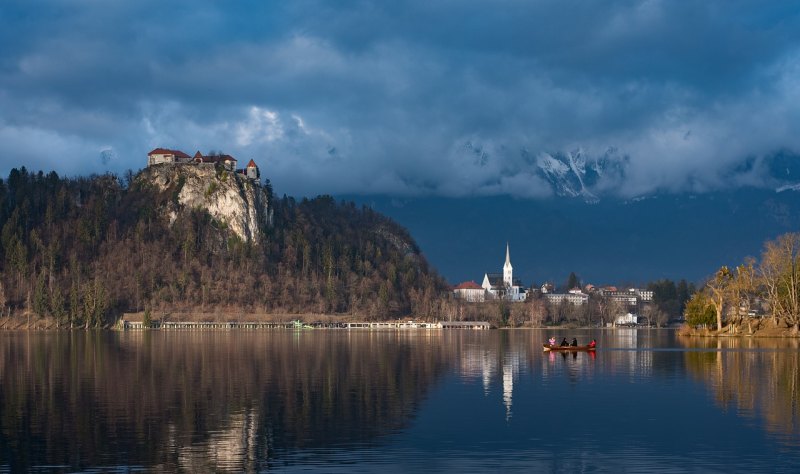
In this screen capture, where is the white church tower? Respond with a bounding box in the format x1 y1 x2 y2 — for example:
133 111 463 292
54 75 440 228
503 243 513 287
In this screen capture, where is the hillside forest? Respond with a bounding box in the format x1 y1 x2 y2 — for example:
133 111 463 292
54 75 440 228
0 168 448 327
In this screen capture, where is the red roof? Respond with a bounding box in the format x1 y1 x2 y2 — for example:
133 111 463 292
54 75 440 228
148 148 190 159
247 159 257 168
454 281 483 290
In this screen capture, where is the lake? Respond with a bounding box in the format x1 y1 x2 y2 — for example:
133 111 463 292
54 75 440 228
1 329 799 472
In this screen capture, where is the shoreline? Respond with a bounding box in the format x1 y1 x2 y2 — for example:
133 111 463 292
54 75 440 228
2 312 799 336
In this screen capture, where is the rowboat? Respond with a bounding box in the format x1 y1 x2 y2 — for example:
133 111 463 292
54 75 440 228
543 344 596 352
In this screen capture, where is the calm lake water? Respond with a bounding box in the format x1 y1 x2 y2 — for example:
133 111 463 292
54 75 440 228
1 329 799 473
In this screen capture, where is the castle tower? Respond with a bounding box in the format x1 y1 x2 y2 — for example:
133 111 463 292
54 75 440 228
246 159 260 180
503 243 513 287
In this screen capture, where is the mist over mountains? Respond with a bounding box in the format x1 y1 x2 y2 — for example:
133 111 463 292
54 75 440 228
341 174 800 287
454 146 800 203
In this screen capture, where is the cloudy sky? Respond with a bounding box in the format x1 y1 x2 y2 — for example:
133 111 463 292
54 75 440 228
1 0 799 197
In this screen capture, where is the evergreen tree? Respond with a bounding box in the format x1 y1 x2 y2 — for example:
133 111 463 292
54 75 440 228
565 272 581 291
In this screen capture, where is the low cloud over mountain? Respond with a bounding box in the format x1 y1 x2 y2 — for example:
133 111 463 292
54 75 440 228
2 1 799 198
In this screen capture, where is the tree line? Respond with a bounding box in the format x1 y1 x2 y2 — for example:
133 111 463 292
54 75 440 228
684 232 800 333
0 167 449 327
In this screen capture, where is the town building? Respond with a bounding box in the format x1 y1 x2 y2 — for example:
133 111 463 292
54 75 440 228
615 312 639 326
452 281 486 302
635 289 654 302
544 290 589 306
595 287 653 309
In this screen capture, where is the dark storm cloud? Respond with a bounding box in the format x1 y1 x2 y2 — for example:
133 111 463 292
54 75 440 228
1 0 798 196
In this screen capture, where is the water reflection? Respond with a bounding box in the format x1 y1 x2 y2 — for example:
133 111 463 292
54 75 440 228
678 335 800 446
0 331 451 472
1 330 798 472
448 331 530 420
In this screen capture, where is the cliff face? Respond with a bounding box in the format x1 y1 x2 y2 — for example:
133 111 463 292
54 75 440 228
139 164 270 242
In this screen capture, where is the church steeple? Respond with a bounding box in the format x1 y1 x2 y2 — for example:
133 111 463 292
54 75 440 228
503 242 513 287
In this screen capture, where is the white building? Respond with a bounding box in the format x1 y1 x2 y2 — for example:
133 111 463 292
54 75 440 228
453 281 486 302
544 291 589 306
615 312 639 326
482 244 527 301
598 287 644 308
635 289 654 302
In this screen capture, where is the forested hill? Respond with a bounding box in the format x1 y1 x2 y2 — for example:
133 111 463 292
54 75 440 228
0 167 447 327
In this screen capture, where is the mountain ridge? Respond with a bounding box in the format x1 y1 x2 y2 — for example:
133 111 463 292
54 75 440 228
463 145 800 203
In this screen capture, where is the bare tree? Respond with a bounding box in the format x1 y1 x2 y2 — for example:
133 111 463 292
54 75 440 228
642 304 668 327
731 257 756 325
759 233 800 332
706 266 734 332
528 298 547 327
591 294 624 327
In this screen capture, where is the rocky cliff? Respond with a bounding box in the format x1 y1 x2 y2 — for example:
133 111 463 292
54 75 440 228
138 164 271 243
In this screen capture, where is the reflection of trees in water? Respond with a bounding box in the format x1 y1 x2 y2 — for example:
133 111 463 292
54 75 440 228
0 331 452 471
680 337 800 445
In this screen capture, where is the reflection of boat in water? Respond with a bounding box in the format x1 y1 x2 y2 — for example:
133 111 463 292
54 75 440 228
542 344 596 352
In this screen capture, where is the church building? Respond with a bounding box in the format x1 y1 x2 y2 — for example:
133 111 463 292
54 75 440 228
481 244 527 301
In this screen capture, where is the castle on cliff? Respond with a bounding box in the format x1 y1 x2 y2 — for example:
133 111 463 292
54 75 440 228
147 148 260 181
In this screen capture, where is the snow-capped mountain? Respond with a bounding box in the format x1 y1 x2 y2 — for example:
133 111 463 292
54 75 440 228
458 141 799 202
534 148 800 201
536 151 599 202
535 148 626 203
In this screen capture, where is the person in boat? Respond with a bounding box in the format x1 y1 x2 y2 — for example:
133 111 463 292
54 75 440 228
588 339 597 348
571 338 578 347
548 336 556 346
560 338 569 346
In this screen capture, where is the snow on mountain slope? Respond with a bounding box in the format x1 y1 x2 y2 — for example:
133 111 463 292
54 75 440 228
535 150 600 203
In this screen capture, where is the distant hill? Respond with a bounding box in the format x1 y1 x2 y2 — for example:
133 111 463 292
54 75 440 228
342 188 800 286
0 166 446 327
